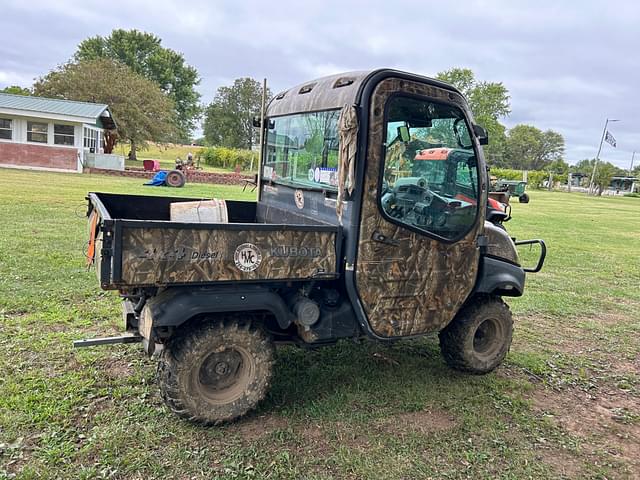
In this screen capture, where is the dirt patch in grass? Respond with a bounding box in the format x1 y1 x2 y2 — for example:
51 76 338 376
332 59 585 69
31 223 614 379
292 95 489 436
535 447 584 479
98 357 134 379
227 413 290 441
375 407 457 436
530 386 640 473
297 422 336 457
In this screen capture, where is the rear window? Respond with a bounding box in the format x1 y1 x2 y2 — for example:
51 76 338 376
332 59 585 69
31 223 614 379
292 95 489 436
264 110 340 190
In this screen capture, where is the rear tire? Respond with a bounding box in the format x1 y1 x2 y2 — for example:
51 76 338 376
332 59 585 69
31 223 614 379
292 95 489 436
439 296 513 374
519 193 530 203
157 319 274 425
166 170 186 187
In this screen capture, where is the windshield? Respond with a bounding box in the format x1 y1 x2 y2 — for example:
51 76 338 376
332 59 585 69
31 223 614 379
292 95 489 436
264 110 340 190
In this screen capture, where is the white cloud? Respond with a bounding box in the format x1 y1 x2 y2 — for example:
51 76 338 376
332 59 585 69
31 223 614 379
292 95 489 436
2 0 639 168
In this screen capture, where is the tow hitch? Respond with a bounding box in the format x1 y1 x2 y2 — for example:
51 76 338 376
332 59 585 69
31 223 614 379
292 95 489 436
73 334 142 348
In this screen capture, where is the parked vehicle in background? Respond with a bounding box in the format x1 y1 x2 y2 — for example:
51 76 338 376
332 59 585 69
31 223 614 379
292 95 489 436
493 179 530 203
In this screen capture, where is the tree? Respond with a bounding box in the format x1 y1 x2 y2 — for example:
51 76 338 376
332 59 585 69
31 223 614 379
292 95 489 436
1 85 31 95
203 78 270 149
504 125 565 170
75 29 200 142
34 59 176 158
436 68 510 164
547 158 569 175
573 159 624 194
593 161 619 195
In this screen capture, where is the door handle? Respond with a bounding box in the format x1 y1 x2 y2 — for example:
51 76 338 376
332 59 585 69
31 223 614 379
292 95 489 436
372 231 400 247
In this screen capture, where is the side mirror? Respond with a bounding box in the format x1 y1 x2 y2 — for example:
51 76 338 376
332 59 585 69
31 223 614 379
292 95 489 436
397 125 411 143
473 124 489 145
252 116 275 129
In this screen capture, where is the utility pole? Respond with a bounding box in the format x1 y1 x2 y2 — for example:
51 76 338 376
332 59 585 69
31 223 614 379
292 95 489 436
256 78 267 202
588 118 620 195
629 151 636 176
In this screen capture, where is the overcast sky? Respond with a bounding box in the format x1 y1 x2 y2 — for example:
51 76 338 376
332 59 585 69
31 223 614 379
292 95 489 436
2 0 638 169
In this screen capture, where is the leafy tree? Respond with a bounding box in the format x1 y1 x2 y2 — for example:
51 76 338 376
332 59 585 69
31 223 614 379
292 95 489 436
75 29 200 142
593 161 619 195
203 78 270 149
504 125 565 170
436 68 510 164
547 158 569 175
1 85 31 95
34 59 176 158
573 158 625 194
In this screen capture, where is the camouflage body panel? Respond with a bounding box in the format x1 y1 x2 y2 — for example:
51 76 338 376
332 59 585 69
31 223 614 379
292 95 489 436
117 225 337 287
356 77 484 338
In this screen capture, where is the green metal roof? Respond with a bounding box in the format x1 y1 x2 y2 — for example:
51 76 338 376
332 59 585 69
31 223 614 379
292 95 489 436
0 92 109 120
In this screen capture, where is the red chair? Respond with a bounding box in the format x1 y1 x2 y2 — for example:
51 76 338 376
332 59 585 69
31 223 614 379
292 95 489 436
143 159 160 172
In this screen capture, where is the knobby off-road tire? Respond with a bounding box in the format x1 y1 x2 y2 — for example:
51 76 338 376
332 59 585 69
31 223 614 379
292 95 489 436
157 320 274 425
439 296 513 374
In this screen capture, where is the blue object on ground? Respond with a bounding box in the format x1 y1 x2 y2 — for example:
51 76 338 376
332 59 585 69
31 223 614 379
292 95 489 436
144 170 168 186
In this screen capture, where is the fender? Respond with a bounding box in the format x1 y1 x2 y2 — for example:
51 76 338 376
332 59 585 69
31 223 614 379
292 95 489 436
143 285 295 330
474 256 525 297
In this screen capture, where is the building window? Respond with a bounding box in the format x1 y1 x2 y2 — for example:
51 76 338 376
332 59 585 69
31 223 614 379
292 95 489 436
27 121 48 143
54 124 75 146
83 127 98 151
0 118 12 140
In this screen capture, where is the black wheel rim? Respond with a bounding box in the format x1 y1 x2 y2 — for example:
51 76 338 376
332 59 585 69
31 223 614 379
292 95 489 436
473 317 503 359
193 346 253 404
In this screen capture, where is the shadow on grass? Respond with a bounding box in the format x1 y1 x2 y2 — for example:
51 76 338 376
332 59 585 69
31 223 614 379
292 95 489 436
258 336 520 423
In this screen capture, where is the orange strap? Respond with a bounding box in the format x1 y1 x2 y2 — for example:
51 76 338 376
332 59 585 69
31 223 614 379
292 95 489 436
87 211 98 266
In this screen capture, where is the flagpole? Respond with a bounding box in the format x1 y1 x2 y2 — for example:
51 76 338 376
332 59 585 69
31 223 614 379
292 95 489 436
588 118 609 195
589 118 619 194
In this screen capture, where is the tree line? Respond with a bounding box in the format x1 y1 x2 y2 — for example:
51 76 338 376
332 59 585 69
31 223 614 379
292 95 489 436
2 30 637 186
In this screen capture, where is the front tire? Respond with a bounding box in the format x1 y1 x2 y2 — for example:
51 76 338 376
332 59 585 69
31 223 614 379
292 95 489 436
519 193 530 203
157 319 274 425
439 296 513 374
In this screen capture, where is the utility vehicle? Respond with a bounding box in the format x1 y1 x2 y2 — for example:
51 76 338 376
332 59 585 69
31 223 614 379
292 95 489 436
77 69 546 424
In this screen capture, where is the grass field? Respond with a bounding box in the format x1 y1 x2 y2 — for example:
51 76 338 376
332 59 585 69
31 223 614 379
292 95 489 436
0 168 638 479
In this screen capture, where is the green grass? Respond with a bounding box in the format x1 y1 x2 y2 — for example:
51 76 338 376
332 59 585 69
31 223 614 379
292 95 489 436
0 169 638 479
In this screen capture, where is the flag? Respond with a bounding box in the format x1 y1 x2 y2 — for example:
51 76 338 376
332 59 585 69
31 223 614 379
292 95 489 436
605 130 617 148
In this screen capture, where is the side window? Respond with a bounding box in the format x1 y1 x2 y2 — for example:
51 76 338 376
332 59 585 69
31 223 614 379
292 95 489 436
380 96 480 240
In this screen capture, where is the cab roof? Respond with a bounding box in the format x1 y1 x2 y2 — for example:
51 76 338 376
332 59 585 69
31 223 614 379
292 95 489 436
267 69 461 117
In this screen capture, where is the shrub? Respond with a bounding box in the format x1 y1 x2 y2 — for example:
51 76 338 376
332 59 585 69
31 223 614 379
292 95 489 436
199 146 257 171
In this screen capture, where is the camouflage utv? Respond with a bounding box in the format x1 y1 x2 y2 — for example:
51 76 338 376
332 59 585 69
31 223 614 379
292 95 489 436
77 69 546 424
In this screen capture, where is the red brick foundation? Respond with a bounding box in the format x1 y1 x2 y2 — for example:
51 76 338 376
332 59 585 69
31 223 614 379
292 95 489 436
84 167 255 186
0 142 78 170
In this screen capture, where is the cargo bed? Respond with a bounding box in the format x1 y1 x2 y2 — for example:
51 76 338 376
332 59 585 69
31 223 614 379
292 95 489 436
87 192 340 289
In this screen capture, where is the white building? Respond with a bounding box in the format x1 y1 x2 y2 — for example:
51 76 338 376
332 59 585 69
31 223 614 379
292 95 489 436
0 92 117 173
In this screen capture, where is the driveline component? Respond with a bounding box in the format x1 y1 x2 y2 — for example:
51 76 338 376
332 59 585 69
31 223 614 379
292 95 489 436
292 297 320 329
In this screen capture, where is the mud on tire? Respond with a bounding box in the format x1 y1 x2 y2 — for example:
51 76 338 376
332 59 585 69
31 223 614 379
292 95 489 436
157 319 274 425
439 296 513 374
